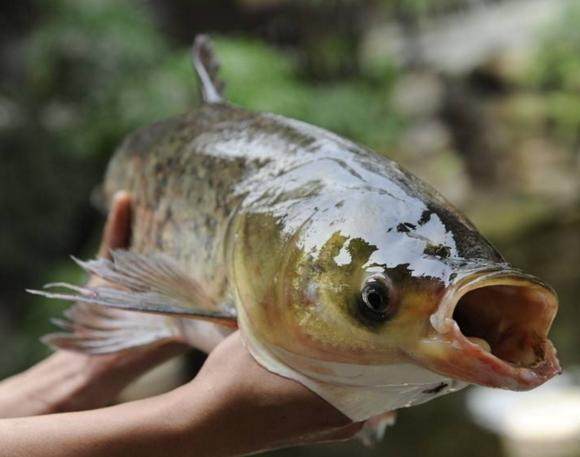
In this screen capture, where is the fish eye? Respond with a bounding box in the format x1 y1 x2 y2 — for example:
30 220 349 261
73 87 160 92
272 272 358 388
359 277 394 321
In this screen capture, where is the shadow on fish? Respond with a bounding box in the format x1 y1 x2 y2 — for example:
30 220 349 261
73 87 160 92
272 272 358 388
29 35 561 446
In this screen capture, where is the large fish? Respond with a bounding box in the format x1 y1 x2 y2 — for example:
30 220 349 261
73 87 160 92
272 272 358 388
31 36 560 426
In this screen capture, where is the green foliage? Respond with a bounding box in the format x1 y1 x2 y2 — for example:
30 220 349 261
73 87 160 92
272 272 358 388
24 1 401 160
524 2 580 148
25 0 197 160
215 37 402 151
527 2 580 92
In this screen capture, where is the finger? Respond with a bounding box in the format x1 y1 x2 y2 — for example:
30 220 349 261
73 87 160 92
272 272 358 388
97 191 132 260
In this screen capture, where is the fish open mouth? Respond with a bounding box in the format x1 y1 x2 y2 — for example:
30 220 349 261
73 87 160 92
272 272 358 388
422 268 561 390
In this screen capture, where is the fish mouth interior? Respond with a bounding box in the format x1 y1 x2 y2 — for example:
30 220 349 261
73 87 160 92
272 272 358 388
451 280 556 368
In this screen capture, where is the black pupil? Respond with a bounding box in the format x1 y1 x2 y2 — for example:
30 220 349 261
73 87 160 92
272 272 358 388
366 289 384 311
362 281 390 318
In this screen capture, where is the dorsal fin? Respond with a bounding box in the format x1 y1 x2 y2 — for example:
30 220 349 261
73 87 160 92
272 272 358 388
192 35 225 104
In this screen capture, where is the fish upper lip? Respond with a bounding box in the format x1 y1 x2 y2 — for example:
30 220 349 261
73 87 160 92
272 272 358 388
426 265 561 389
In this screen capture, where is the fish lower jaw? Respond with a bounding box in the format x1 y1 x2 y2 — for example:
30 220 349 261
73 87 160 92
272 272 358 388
431 323 560 390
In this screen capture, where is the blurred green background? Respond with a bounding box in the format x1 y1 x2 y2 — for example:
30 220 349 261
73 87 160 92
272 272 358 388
0 0 579 456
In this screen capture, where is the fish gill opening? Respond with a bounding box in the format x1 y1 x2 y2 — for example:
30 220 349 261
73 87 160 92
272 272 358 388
452 284 554 368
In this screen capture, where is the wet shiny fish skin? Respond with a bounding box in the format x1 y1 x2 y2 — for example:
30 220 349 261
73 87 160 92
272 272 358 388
104 99 557 374
104 101 497 342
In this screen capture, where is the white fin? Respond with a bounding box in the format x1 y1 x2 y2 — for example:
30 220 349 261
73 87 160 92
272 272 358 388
192 35 225 104
42 303 181 354
28 250 237 327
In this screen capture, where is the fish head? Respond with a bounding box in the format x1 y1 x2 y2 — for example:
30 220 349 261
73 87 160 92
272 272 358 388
263 196 560 393
234 176 560 401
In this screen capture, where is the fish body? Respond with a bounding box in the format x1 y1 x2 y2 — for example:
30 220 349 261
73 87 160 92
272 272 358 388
32 36 560 423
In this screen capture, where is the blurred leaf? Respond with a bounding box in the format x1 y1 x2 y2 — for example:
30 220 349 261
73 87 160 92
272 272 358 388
215 37 403 149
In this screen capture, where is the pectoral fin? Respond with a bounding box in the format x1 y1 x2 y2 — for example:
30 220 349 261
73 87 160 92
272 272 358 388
28 250 237 327
42 303 184 354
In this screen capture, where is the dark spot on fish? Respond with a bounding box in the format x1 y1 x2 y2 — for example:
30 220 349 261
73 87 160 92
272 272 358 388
424 243 451 259
449 272 457 281
396 222 416 233
418 210 432 226
423 382 447 394
335 200 345 208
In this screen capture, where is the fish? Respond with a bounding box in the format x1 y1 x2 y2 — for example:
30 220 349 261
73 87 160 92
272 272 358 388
29 35 560 430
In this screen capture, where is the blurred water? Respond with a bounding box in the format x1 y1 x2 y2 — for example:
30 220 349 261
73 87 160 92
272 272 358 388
468 371 580 457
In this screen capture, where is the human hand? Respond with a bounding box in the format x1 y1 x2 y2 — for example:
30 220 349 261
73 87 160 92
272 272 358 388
0 330 360 457
166 331 362 456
